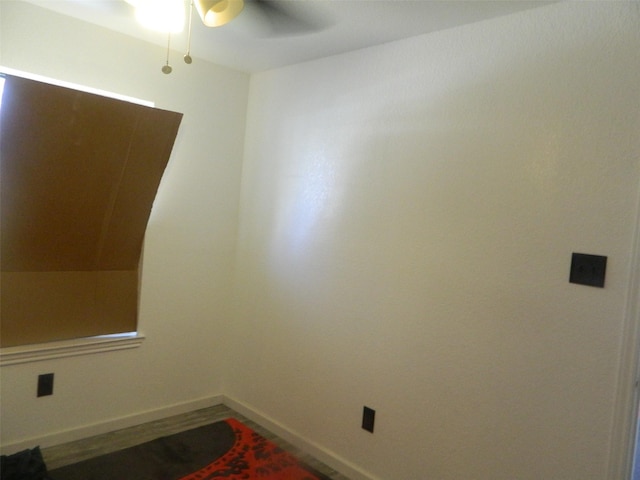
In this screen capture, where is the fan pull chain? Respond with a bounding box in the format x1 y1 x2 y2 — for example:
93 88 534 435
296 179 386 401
162 33 173 74
184 0 194 64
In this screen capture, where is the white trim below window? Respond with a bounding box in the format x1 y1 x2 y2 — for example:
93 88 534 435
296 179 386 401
0 333 145 366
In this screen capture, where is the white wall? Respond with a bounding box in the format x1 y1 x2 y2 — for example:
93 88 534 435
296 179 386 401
0 1 248 448
227 2 640 479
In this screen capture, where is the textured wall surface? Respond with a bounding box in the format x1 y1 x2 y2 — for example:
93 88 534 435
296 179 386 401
228 2 640 479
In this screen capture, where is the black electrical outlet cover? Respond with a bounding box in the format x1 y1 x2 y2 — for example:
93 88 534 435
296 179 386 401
569 253 607 288
37 373 54 397
362 406 375 433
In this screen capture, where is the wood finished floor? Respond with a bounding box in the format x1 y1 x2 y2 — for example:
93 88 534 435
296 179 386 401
41 404 350 480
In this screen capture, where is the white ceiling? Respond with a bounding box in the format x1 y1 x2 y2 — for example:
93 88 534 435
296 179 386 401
22 0 555 73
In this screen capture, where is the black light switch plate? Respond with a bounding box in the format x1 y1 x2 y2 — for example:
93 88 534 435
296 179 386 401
362 406 375 433
37 373 54 397
569 253 607 288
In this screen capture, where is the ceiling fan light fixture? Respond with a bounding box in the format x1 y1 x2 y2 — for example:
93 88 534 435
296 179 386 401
194 0 244 27
127 0 185 33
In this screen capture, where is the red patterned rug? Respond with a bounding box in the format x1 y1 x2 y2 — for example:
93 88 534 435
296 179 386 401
48 418 331 480
180 418 327 480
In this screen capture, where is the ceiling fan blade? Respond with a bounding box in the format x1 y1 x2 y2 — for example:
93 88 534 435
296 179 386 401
244 0 330 37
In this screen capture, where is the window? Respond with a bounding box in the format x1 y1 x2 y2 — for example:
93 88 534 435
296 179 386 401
0 73 182 349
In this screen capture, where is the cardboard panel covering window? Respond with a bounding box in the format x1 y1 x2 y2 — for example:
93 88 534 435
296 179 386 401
0 74 183 347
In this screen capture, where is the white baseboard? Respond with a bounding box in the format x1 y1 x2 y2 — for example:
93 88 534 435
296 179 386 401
222 395 379 480
1 394 224 455
3 394 378 480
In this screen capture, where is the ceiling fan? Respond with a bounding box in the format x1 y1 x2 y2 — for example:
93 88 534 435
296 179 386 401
125 0 245 31
125 0 326 73
193 0 245 27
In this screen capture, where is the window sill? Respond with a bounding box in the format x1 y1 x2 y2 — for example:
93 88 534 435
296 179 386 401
0 333 145 366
